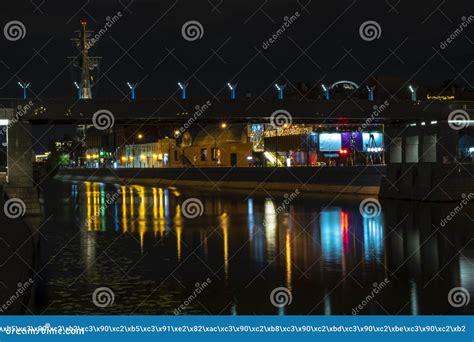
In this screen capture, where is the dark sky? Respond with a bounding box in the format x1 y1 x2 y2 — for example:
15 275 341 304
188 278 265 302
0 0 473 102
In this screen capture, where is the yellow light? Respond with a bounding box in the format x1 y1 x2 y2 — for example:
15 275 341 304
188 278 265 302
174 130 180 136
121 156 127 161
158 153 163 160
137 134 143 139
221 123 227 128
86 154 91 159
140 155 146 160
153 154 158 159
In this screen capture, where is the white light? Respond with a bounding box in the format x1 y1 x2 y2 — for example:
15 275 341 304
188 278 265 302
127 82 132 89
408 85 414 93
18 82 22 88
469 147 474 153
178 82 184 89
321 84 327 91
409 123 416 127
246 156 253 160
430 121 438 125
421 122 426 126
227 83 233 90
0 119 9 125
74 82 80 89
275 84 281 91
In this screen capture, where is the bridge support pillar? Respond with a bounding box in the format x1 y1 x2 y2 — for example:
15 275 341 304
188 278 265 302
4 120 41 216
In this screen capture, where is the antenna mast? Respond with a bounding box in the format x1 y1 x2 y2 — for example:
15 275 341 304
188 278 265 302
70 20 101 99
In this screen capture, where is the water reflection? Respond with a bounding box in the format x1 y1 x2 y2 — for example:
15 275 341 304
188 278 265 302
36 181 474 315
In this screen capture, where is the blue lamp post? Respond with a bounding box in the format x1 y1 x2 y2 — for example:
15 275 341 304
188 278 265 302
321 84 330 101
74 82 81 99
408 85 418 102
18 81 30 100
127 82 137 101
366 86 375 101
178 82 188 100
275 84 286 100
227 82 237 100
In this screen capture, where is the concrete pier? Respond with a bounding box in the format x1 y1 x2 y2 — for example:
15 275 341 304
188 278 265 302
0 108 41 216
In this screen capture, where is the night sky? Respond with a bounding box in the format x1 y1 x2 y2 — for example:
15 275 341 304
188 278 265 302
0 0 473 150
1 0 473 99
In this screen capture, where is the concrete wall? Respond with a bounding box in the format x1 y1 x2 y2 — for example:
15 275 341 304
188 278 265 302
55 166 385 196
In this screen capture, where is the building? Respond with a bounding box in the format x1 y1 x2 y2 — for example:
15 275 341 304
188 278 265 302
121 138 183 168
182 124 253 167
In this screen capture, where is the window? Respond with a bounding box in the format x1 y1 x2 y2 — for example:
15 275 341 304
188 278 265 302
211 148 219 161
200 148 207 161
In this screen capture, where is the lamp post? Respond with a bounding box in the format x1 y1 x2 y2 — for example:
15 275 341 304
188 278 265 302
127 82 137 101
227 82 237 100
178 82 188 100
74 82 81 99
275 84 286 100
18 81 30 100
408 85 418 102
366 86 375 101
321 84 330 101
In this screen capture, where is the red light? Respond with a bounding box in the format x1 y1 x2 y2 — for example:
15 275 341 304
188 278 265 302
80 20 87 26
339 148 349 155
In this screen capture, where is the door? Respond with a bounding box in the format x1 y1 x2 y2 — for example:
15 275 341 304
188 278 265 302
230 153 237 167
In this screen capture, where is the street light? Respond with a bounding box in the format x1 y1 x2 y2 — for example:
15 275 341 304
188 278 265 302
366 85 375 101
321 84 330 100
408 85 418 102
275 84 286 100
127 82 137 101
227 82 237 100
18 81 30 100
74 82 81 99
178 82 188 100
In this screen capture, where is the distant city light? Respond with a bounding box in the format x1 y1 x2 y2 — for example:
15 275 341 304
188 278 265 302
221 123 227 128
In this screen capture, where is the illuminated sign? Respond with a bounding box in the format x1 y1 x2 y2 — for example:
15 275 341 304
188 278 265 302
263 126 314 138
319 133 341 151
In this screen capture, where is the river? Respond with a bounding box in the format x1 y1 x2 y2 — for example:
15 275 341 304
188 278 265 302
30 180 474 315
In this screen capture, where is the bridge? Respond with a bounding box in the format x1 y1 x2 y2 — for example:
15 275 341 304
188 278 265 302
0 98 472 211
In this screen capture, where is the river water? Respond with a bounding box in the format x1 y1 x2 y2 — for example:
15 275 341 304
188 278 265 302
32 180 474 315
